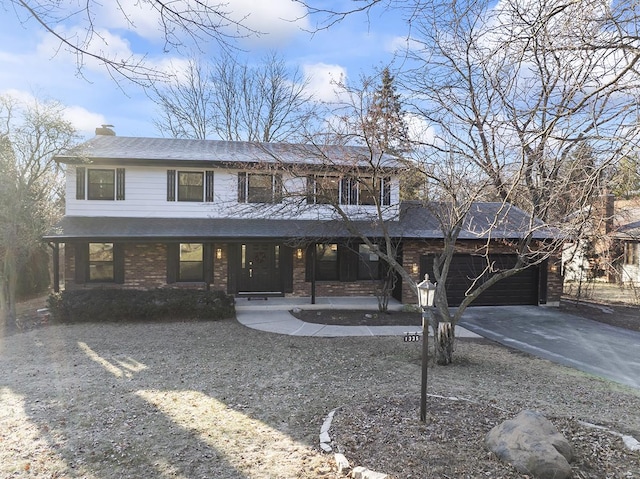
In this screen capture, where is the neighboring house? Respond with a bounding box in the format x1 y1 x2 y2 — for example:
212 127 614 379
44 130 562 306
562 194 615 283
612 200 640 284
562 196 640 285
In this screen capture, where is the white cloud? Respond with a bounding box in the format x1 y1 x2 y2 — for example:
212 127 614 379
386 35 422 55
303 63 348 102
85 0 309 47
95 0 162 40
0 88 106 136
405 113 436 146
36 26 136 75
0 88 38 106
226 0 310 47
64 105 107 136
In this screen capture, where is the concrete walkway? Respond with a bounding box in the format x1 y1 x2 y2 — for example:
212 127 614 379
235 296 480 338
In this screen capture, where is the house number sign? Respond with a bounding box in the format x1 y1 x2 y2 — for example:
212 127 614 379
403 332 422 342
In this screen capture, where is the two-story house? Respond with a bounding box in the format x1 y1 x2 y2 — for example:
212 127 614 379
44 129 562 306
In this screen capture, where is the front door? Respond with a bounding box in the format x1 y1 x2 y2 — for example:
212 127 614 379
238 243 282 295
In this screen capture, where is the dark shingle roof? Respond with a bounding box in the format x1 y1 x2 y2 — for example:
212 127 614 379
55 135 403 169
614 221 640 240
44 202 556 241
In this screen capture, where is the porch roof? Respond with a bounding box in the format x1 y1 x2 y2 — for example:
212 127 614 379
44 202 557 242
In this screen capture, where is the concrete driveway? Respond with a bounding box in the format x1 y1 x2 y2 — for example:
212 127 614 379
459 306 640 390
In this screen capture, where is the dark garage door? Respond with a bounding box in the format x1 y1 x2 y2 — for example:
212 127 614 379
420 254 540 306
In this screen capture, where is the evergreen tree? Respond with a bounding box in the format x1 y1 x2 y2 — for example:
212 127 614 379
364 67 411 154
364 67 422 199
611 155 640 199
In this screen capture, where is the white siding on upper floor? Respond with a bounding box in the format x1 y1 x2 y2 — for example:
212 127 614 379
65 164 401 220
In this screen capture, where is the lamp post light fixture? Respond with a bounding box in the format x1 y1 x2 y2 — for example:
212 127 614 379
417 273 436 423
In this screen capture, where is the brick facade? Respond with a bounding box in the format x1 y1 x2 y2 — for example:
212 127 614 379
63 242 228 292
62 240 560 305
124 243 167 288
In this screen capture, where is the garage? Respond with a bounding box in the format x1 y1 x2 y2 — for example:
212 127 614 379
420 254 544 306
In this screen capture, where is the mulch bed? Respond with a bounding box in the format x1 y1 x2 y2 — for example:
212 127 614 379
290 309 422 327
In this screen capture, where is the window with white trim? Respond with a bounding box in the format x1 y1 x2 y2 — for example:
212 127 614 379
167 170 214 202
76 167 125 200
307 175 391 206
238 172 282 203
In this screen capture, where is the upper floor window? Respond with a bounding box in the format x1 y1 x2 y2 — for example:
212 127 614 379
307 175 391 206
167 170 214 202
89 242 114 282
238 172 282 204
307 175 340 205
178 172 204 202
76 167 125 201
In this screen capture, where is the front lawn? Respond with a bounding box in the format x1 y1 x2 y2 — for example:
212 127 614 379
1 319 638 478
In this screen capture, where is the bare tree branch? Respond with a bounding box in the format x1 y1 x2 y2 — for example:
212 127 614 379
8 0 260 85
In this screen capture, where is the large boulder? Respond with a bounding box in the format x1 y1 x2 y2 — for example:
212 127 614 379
486 410 573 479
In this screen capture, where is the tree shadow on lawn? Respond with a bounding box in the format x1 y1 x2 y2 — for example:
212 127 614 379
4 317 639 479
0 320 345 479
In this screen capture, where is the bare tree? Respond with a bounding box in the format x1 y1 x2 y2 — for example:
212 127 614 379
153 52 315 142
388 0 639 362
0 94 78 330
407 0 636 217
7 0 258 84
292 0 640 363
153 59 216 139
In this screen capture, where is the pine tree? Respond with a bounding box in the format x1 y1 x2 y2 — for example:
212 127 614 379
611 155 640 199
364 67 411 155
363 68 423 199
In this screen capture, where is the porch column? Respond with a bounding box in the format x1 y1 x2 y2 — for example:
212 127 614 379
49 242 60 293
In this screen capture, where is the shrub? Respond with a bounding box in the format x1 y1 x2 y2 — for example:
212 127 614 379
47 288 235 324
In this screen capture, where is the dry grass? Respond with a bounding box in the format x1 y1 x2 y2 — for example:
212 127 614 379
1 317 639 478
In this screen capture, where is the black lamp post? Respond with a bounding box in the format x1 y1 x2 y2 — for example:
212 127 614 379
417 273 436 423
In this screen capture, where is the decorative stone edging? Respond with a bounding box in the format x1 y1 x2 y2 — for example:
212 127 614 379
577 420 640 452
319 409 390 479
319 399 640 478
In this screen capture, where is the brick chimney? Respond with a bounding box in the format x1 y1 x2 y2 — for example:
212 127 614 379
95 124 115 136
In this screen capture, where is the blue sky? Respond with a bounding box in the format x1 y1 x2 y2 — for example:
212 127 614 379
0 1 410 139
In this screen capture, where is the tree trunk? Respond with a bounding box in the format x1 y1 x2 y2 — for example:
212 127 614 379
435 322 454 365
431 310 455 365
376 268 396 313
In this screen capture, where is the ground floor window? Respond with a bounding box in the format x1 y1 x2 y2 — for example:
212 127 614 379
315 243 339 281
88 243 114 282
179 243 204 281
358 244 380 280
